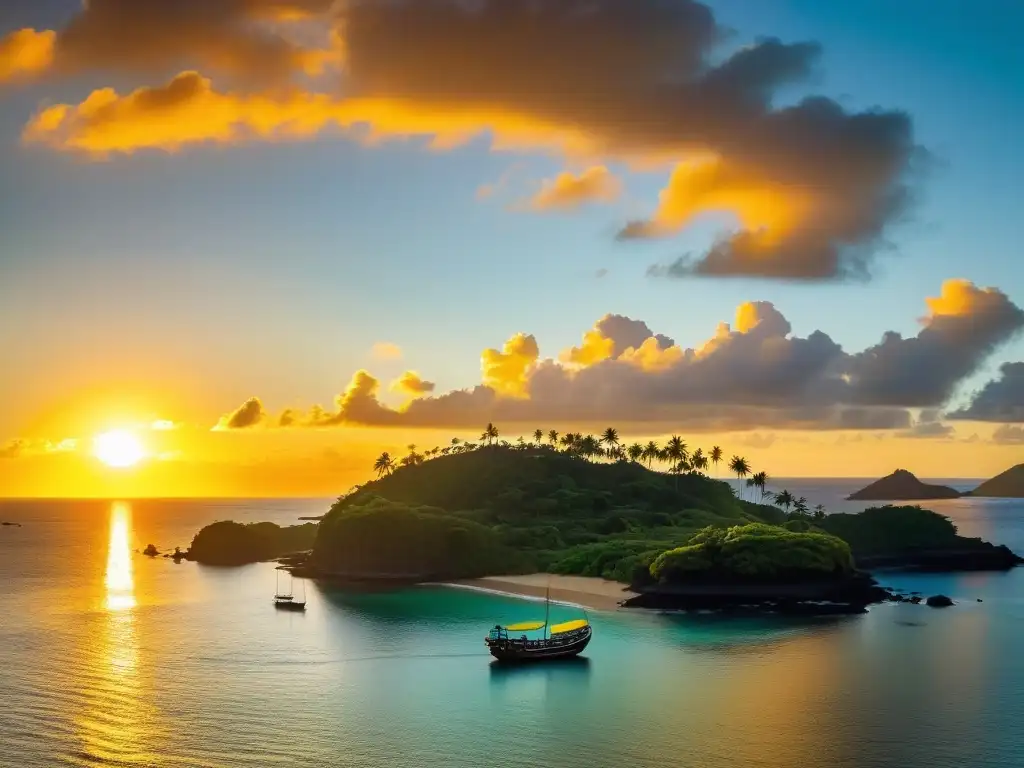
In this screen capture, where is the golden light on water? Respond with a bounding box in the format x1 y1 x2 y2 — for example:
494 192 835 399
105 502 136 610
94 429 145 468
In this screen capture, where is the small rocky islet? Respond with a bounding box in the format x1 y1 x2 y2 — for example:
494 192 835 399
174 448 1020 615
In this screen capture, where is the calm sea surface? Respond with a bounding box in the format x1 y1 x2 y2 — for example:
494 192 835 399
2 482 1024 768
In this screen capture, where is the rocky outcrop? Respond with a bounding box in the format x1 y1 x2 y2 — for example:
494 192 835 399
926 594 954 608
847 470 960 501
969 464 1024 497
623 572 891 614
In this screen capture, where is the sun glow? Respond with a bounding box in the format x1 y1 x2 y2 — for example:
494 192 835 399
94 430 145 468
105 502 136 611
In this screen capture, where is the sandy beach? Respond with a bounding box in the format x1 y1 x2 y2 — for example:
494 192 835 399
448 573 638 611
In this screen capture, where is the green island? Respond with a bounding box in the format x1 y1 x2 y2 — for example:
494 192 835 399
185 426 1021 611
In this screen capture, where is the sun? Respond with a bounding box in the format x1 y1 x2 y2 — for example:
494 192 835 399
93 430 145 468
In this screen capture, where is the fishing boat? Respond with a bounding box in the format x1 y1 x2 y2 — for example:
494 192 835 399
273 569 306 611
484 585 592 662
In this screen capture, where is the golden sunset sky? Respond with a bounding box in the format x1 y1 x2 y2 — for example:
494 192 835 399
2 1 1022 497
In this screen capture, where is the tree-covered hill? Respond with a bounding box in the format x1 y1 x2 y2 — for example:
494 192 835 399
313 447 784 582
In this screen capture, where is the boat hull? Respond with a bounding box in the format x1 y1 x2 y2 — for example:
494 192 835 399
273 600 306 611
486 627 591 662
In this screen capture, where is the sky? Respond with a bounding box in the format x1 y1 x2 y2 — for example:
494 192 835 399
1 0 1023 497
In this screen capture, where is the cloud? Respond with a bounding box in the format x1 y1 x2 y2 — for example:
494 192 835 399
0 1 338 85
527 166 621 211
371 342 403 361
843 280 1024 407
390 371 436 398
947 361 1024 422
0 28 56 82
0 437 78 459
481 333 539 398
898 410 955 440
12 0 922 280
215 397 266 430
992 424 1024 445
217 279 1020 432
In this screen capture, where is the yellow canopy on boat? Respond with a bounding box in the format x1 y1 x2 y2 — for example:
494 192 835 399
504 621 546 632
550 619 589 634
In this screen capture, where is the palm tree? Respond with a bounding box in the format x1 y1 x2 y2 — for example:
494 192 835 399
664 436 687 487
627 442 643 463
481 423 498 445
794 496 809 517
601 427 620 458
533 429 544 445
751 470 769 501
516 435 527 450
710 445 723 477
579 434 601 459
729 455 750 499
548 429 559 446
642 440 660 468
560 432 576 453
692 452 709 474
773 489 794 514
813 503 827 521
372 452 395 477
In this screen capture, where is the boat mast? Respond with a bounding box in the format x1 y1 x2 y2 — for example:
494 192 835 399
544 581 550 640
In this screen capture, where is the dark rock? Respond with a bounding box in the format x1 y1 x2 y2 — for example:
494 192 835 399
926 594 954 608
1 521 21 527
977 598 984 602
909 596 922 604
143 544 159 557
622 572 888 615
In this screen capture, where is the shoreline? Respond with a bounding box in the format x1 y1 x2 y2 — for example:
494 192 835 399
443 574 638 612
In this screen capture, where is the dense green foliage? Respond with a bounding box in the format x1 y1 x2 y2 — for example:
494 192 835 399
650 524 854 583
313 448 780 580
313 496 516 578
817 505 962 555
189 521 317 565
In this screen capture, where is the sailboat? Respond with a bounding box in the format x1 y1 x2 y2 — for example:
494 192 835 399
274 569 306 611
484 583 592 662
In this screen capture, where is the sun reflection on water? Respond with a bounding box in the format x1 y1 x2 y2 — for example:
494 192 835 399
105 502 136 611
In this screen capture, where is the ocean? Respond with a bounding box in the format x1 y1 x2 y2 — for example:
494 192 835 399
2 481 1023 768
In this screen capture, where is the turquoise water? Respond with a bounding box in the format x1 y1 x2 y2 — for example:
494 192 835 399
2 487 1023 767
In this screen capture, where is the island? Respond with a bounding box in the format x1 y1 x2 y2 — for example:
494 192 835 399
969 463 1024 497
847 469 961 501
183 439 1021 612
186 520 317 566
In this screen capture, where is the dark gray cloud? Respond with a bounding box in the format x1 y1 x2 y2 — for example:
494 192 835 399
947 362 1024 422
992 424 1024 445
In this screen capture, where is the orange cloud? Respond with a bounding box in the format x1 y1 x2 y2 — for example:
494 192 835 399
390 371 436 398
0 28 55 82
371 341 403 361
481 333 539 398
925 278 1014 321
529 166 621 211
560 329 615 368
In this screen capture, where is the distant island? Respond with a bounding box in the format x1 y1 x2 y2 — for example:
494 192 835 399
182 427 1021 612
847 469 961 501
969 463 1024 498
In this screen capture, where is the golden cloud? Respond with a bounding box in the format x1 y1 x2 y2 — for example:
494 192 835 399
0 29 55 82
481 333 539 398
371 341 403 361
529 166 621 211
390 371 436 398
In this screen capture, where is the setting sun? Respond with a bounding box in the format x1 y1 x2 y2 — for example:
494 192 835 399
93 430 145 468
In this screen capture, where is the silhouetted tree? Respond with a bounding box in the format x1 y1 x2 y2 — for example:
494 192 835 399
373 452 395 478
627 443 644 463
773 489 794 513
813 503 827 521
710 445 723 477
533 429 544 445
601 427 620 459
548 429 559 446
729 455 750 499
794 496 810 517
